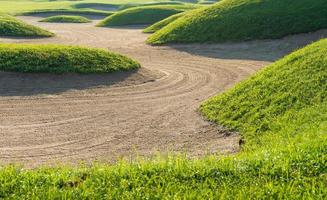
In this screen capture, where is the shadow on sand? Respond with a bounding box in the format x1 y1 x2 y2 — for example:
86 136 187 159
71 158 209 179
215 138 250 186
165 29 327 62
0 68 156 97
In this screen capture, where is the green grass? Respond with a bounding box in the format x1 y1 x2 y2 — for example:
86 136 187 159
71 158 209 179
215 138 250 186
21 9 113 18
143 12 185 33
40 15 91 23
0 15 53 37
198 0 218 4
118 1 185 10
73 3 120 11
147 0 327 44
0 44 140 73
201 39 327 141
97 5 198 27
0 38 326 199
199 39 327 196
0 0 184 14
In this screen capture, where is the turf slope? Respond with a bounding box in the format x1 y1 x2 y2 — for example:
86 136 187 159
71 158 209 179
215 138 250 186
143 12 185 33
0 44 140 73
148 0 327 44
40 15 91 23
0 15 53 37
98 5 197 26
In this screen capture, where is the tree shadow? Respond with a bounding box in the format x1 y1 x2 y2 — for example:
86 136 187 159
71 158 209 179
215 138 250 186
0 69 155 97
166 29 327 62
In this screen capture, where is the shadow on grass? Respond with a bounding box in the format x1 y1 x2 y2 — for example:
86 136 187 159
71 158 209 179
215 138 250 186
165 29 327 62
0 69 151 96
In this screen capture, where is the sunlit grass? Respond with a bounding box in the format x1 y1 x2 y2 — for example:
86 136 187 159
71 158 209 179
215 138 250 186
0 44 140 73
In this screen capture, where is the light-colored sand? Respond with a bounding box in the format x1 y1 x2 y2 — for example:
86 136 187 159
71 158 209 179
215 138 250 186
0 17 326 167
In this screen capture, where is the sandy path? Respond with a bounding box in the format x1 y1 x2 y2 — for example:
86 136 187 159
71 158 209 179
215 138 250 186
0 17 326 167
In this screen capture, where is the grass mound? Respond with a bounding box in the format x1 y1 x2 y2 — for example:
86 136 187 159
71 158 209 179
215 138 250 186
118 1 185 10
148 0 327 44
22 9 112 19
97 5 197 27
73 3 120 11
143 12 185 33
198 0 218 5
199 39 327 196
201 39 327 138
0 40 326 198
0 44 140 73
40 15 91 23
0 15 53 37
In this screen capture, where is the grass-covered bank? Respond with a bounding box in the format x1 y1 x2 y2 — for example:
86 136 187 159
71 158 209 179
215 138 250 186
201 39 327 145
0 15 53 37
0 0 170 14
0 44 140 73
40 15 91 23
0 39 326 199
147 0 327 44
21 9 113 19
143 12 185 33
97 5 197 27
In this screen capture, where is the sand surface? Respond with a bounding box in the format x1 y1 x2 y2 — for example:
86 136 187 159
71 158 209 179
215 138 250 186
0 17 326 167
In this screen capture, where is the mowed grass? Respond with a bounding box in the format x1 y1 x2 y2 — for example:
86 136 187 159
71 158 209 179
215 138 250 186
0 15 53 37
118 1 185 10
21 9 113 18
147 0 327 44
0 0 190 14
143 12 185 33
40 15 91 23
0 44 140 73
199 39 327 196
97 5 198 26
73 3 120 11
0 39 326 199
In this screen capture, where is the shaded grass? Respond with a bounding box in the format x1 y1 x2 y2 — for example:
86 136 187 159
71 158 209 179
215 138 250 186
143 12 185 33
40 15 91 23
0 44 140 73
97 5 198 26
147 0 327 44
0 38 326 199
0 14 53 37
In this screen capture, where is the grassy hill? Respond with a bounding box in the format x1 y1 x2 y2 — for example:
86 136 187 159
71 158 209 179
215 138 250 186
0 0 166 14
201 38 327 144
143 12 185 33
21 9 113 19
0 15 53 37
97 5 197 27
40 15 91 23
0 38 326 199
147 0 327 44
118 1 185 10
0 44 140 73
73 3 120 11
